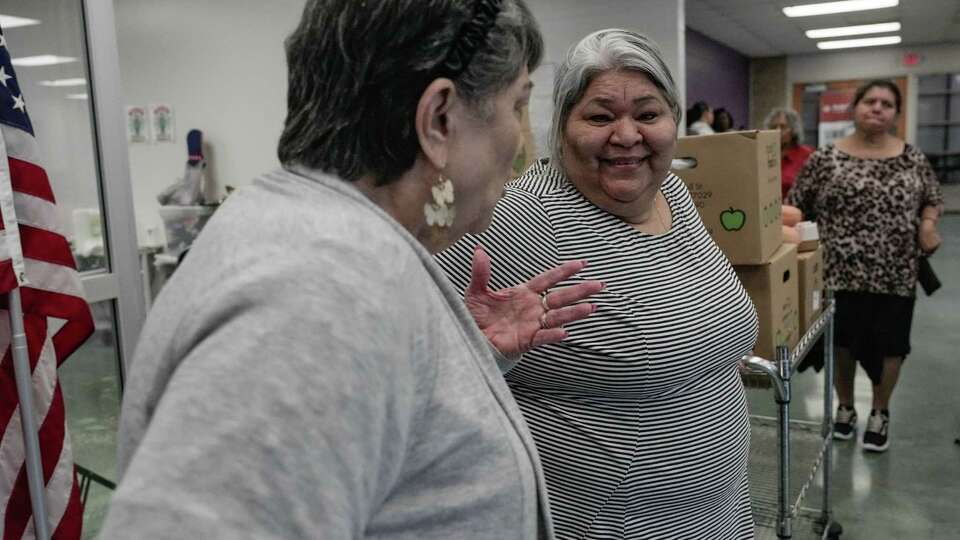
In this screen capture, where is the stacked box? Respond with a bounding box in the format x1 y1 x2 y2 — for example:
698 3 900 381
671 130 782 265
734 243 800 361
797 247 825 335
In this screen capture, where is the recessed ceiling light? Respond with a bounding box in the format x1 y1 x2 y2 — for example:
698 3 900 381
784 0 899 18
66 93 88 100
37 78 86 87
817 35 902 49
806 22 900 38
0 15 41 29
10 55 77 67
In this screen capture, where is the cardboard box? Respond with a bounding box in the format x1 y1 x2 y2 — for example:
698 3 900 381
797 247 824 335
734 243 800 361
672 130 782 264
796 221 820 252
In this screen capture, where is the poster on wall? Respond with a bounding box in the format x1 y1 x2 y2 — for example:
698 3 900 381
151 103 175 143
126 105 148 143
817 90 856 147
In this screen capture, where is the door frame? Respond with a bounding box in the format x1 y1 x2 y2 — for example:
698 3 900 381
81 0 146 382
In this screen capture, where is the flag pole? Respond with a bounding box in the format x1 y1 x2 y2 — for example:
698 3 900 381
9 287 51 540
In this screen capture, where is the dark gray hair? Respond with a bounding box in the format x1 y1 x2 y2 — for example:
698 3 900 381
763 107 804 146
852 79 901 113
550 29 681 164
278 0 543 185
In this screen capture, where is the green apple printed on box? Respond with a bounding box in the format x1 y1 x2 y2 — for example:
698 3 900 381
720 207 746 231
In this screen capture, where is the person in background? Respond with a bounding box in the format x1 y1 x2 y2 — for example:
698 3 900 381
101 1 605 538
437 29 757 539
787 80 943 453
712 107 734 133
765 107 814 199
686 100 715 135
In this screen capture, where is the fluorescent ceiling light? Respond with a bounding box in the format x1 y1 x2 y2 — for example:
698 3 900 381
37 78 86 87
66 93 88 100
784 0 898 18
806 22 900 38
0 15 41 29
817 35 902 49
11 55 77 67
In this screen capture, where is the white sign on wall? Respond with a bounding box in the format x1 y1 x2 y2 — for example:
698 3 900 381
126 105 148 143
150 103 175 143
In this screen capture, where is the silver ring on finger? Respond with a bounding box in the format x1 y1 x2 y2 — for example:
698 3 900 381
540 292 550 311
539 312 549 329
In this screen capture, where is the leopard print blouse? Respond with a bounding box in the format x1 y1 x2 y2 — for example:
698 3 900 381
786 143 942 298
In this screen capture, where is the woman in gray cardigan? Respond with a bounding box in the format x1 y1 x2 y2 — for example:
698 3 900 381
101 1 603 538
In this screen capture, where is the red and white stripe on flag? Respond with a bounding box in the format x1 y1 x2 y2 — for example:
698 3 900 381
0 28 95 540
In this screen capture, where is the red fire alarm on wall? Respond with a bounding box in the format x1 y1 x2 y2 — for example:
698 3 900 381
902 52 923 67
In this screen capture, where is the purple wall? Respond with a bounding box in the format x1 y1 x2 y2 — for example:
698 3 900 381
685 28 749 131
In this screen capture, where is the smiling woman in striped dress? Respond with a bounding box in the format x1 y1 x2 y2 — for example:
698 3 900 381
437 29 758 539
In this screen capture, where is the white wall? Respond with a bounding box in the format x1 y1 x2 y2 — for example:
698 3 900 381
525 0 686 150
787 42 960 145
114 0 305 245
115 0 685 244
787 42 960 83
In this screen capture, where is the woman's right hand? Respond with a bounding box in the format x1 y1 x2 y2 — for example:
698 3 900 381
918 219 942 255
463 246 605 358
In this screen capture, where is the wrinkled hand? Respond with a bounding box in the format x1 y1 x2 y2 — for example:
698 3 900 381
464 245 605 358
919 220 941 255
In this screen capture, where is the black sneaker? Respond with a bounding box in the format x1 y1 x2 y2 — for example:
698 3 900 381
863 410 890 452
833 405 857 440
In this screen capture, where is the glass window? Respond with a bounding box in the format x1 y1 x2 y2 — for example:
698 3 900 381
59 300 121 538
949 126 960 153
917 126 946 154
2 0 108 273
918 74 948 93
917 95 946 124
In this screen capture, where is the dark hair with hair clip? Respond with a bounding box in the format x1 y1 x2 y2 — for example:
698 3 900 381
439 0 505 78
278 0 542 185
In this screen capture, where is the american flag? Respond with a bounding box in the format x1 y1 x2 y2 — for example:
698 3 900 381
0 28 94 539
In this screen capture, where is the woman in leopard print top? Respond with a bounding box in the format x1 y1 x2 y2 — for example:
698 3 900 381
786 80 942 453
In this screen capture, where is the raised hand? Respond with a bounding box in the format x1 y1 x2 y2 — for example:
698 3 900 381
464 245 605 358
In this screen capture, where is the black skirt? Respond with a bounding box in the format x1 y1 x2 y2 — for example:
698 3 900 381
834 289 916 384
798 290 916 384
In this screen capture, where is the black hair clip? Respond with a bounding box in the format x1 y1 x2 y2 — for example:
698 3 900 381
439 0 505 77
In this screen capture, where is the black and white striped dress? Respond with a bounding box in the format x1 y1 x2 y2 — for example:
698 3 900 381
436 160 758 539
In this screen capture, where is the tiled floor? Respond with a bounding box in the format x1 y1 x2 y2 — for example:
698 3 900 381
58 304 120 540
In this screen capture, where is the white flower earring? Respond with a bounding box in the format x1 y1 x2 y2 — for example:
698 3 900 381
424 176 455 228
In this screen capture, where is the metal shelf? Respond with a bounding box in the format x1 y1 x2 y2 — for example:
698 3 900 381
790 302 835 374
743 297 843 539
748 417 827 522
755 512 839 540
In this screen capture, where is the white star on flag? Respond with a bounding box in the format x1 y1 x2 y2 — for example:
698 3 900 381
11 93 25 112
0 34 6 48
0 66 11 87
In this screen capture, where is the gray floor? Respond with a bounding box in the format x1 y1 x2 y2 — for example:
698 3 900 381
746 214 960 539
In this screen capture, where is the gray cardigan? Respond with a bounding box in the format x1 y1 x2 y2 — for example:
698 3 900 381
100 168 554 539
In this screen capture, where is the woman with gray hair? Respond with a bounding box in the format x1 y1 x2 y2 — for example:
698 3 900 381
764 106 814 198
101 1 604 538
437 29 757 539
